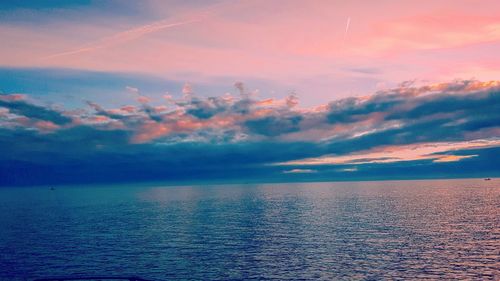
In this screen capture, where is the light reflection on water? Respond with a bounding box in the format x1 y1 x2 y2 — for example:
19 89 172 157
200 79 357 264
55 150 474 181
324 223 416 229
0 179 499 280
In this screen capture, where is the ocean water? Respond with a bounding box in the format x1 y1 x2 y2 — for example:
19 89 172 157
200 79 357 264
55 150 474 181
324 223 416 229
0 179 499 280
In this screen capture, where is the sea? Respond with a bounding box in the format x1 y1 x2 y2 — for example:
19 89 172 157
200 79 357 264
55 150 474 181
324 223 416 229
0 179 498 280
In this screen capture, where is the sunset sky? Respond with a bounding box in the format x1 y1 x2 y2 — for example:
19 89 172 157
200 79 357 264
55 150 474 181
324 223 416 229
1 0 499 185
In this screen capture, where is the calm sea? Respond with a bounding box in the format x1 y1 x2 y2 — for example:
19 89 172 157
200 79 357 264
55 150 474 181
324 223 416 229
0 179 499 280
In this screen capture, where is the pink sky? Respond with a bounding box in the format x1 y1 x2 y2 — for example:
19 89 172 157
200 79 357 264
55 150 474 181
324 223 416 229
1 1 500 184
1 0 500 105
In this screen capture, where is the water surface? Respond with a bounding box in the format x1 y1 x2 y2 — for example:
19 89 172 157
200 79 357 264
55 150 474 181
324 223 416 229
0 179 499 280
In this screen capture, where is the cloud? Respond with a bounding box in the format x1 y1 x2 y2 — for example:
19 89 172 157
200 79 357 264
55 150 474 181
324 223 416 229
433 154 478 163
184 96 231 119
234 82 245 95
278 140 497 166
125 86 139 94
339 167 358 172
2 79 499 145
353 14 500 56
182 83 194 95
244 115 303 137
344 67 381 75
1 79 499 185
283 169 317 174
0 94 72 127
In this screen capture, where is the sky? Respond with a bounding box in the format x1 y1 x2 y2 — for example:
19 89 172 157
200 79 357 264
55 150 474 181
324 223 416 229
1 0 499 185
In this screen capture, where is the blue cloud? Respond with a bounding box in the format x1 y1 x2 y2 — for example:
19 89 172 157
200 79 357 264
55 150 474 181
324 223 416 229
0 96 71 125
244 115 303 137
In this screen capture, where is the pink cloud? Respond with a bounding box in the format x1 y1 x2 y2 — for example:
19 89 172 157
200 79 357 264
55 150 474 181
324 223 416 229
0 94 26 102
277 140 498 166
137 96 151 104
433 154 478 163
120 105 137 113
2 76 499 154
132 121 172 144
33 120 60 132
349 15 500 56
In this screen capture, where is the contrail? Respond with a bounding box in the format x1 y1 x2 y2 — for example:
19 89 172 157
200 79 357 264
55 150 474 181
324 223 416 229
41 17 204 60
40 1 236 61
342 16 351 46
345 17 351 35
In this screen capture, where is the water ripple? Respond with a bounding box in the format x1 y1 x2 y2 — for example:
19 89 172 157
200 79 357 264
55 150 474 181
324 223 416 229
0 179 499 280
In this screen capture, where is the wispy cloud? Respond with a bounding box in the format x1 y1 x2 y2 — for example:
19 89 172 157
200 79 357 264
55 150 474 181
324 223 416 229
277 140 493 166
283 169 317 174
433 154 478 163
41 18 204 60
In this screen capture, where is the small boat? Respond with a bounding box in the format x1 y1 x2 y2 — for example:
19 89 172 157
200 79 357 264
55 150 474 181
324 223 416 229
484 178 491 181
